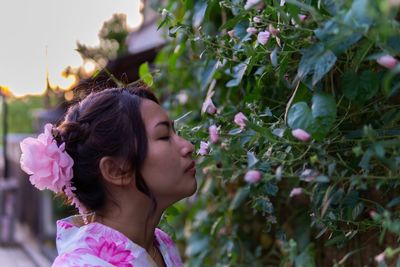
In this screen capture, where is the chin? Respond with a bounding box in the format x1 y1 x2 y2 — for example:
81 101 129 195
187 178 197 196
178 178 198 201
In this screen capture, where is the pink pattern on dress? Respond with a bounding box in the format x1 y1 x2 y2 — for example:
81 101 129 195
86 223 127 243
156 229 175 247
53 252 82 266
57 220 73 229
155 229 183 266
77 236 134 267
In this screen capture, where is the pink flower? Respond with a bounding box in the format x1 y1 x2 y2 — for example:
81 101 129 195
202 98 217 115
244 170 262 184
209 125 219 144
234 112 248 129
374 252 385 263
268 24 279 36
299 14 307 22
257 31 270 45
244 0 261 10
377 55 398 69
289 187 303 197
227 30 235 38
369 210 378 218
300 168 316 182
292 128 311 142
253 16 262 23
20 123 74 193
81 236 134 266
280 0 286 6
246 27 258 35
198 141 209 156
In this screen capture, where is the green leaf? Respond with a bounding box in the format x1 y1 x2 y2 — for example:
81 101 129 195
310 92 337 140
311 50 336 86
210 216 224 236
288 102 313 130
229 187 250 210
192 0 208 28
321 0 344 15
387 197 400 208
166 205 181 216
228 128 243 135
352 202 365 220
139 62 153 86
186 233 210 256
226 58 250 87
297 43 337 86
247 151 259 168
315 175 330 183
315 0 374 55
201 60 219 91
219 13 246 31
288 92 336 139
294 244 316 267
341 70 379 104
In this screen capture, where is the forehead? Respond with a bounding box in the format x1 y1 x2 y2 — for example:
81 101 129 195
140 99 169 129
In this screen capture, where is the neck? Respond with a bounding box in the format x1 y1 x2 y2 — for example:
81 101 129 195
96 198 164 251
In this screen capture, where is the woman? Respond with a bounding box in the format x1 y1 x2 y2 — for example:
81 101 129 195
20 85 197 266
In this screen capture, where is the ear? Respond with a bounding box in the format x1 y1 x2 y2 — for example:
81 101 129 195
99 156 133 186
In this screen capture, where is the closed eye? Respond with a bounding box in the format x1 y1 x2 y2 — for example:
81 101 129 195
159 136 171 141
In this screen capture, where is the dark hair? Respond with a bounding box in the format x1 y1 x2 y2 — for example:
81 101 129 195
55 85 159 214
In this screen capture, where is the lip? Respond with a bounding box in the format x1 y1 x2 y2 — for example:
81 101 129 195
184 161 196 173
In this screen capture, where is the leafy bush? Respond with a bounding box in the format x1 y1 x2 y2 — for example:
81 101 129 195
145 0 400 266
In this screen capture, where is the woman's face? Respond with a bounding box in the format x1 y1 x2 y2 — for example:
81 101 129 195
139 99 197 207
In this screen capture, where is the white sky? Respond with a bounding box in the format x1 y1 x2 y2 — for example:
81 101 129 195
0 0 143 97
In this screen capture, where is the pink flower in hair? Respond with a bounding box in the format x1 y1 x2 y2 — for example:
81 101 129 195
20 123 74 193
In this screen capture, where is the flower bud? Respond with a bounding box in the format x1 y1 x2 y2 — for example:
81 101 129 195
377 55 398 69
244 170 262 184
292 128 311 142
209 125 219 144
289 187 303 197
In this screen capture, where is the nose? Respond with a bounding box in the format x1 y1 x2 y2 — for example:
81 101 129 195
179 136 194 157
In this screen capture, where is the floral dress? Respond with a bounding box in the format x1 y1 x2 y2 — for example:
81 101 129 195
53 215 184 267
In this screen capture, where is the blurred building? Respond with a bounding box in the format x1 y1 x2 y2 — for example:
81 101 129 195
74 0 167 96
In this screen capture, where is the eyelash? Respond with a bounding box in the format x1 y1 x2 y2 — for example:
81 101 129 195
159 136 171 141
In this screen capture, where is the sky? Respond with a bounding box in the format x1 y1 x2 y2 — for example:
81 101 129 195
0 0 143 97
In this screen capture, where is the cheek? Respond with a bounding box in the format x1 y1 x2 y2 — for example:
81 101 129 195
142 143 181 181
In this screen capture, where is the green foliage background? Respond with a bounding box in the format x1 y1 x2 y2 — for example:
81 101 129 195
142 0 400 266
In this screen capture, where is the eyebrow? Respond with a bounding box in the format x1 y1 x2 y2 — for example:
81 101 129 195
155 120 175 131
